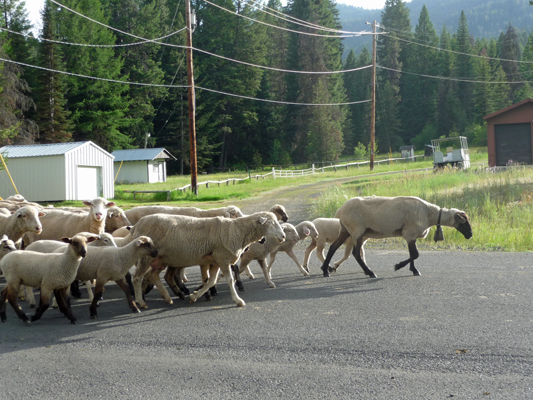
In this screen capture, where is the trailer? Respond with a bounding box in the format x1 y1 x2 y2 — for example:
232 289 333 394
431 136 470 169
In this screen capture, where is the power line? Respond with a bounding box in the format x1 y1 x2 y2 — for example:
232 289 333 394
378 65 533 84
201 0 366 38
0 57 369 106
46 0 370 76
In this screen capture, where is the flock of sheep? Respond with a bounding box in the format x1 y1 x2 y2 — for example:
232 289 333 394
0 193 472 325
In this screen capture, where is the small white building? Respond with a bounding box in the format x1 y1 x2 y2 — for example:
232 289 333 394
0 141 114 202
112 148 176 184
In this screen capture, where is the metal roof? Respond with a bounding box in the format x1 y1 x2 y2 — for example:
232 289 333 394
112 148 176 162
0 141 113 158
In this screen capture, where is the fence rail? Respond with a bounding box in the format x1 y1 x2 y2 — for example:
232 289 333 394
120 155 427 200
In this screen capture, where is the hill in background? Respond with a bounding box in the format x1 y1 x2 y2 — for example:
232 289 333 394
339 0 533 56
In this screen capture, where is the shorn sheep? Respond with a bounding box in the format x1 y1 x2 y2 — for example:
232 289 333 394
24 197 115 244
238 222 300 288
321 196 472 278
0 234 97 324
302 218 354 273
124 205 244 225
130 212 286 308
104 206 131 233
0 205 45 245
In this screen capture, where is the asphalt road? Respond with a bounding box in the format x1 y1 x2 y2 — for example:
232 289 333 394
1 248 532 399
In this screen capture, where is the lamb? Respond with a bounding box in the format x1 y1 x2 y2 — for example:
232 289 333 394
268 220 319 277
23 197 115 244
124 205 244 225
58 236 158 319
320 196 472 278
23 233 118 307
238 223 300 288
0 234 97 324
302 218 355 273
129 211 286 308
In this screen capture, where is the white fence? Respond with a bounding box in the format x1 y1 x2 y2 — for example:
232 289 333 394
123 155 427 199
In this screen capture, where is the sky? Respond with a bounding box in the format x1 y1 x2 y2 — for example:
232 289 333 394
24 0 402 32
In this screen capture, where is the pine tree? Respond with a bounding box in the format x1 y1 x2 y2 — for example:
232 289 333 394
500 23 522 102
454 11 474 119
58 0 133 151
34 0 72 143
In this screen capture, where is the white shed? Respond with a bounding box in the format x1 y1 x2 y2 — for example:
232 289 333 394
0 141 114 202
112 148 176 184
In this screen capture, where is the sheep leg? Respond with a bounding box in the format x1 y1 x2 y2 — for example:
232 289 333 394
231 264 244 292
70 280 82 298
286 250 310 276
189 266 221 303
174 267 190 295
163 267 186 300
2 286 30 324
54 288 77 324
352 240 377 278
258 259 275 288
321 230 351 277
302 240 317 273
133 257 152 309
31 289 52 322
53 289 69 316
148 267 174 305
89 280 105 319
115 277 141 314
333 240 354 272
394 240 421 276
23 286 36 308
238 259 255 280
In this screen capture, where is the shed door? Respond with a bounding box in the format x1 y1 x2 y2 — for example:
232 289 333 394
77 166 99 200
495 123 532 166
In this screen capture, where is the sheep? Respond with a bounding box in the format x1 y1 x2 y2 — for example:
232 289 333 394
58 236 158 319
5 194 26 202
129 211 286 308
268 220 319 277
302 218 355 274
237 223 300 288
23 197 115 244
0 200 42 212
320 196 473 278
124 205 244 225
23 233 118 307
112 225 132 238
0 235 17 260
0 205 45 244
105 206 131 233
0 234 97 324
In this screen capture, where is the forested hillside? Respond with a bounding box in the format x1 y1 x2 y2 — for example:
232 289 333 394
340 0 533 56
0 0 532 175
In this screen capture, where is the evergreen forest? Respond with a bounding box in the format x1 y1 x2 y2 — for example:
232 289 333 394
1 0 533 174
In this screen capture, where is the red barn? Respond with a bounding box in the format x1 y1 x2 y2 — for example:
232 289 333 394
484 99 533 167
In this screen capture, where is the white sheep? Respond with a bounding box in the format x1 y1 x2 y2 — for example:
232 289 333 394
111 225 132 238
105 206 131 233
129 211 286 308
268 220 319 277
321 196 472 278
0 234 97 324
62 236 158 319
302 218 355 273
238 223 300 288
23 197 115 244
23 233 118 307
124 205 244 225
0 205 45 244
0 235 17 260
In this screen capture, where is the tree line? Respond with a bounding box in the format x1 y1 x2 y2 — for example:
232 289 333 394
0 0 532 174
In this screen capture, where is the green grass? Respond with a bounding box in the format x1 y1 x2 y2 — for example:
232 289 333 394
312 164 533 252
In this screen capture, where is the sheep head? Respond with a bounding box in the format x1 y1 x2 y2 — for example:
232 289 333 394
452 210 472 239
83 197 116 222
13 206 44 235
61 235 98 258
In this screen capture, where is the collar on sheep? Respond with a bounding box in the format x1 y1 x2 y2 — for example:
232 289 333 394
434 208 444 242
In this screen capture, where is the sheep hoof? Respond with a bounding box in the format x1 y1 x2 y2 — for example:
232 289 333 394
412 270 421 276
23 320 31 325
138 303 148 309
268 283 276 288
91 315 98 319
165 299 173 305
133 309 141 314
303 265 309 273
321 266 330 277
70 320 78 325
236 300 246 307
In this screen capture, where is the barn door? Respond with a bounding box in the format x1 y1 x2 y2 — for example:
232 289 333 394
495 123 532 166
77 166 100 200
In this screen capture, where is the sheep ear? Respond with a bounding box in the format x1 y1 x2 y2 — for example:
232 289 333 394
1 234 7 241
61 237 72 244
82 201 92 207
107 202 116 207
258 217 267 225
87 236 99 243
38 212 46 217
223 211 231 218
455 212 467 224
304 227 310 236
126 226 132 231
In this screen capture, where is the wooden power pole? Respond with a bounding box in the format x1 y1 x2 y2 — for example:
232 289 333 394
370 20 377 171
185 0 198 195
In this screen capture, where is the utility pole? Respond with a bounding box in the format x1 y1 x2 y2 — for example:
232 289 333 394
370 20 377 171
185 0 197 195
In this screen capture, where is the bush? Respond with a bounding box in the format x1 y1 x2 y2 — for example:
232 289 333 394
353 142 368 159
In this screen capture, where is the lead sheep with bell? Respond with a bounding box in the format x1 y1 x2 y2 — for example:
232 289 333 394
321 196 472 278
